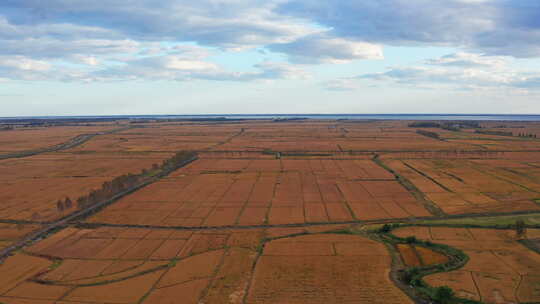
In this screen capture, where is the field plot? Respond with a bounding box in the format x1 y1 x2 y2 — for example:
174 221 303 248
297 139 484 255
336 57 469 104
338 131 471 151
394 226 540 303
0 223 41 251
396 243 448 267
68 124 241 153
246 233 412 304
213 122 342 151
1 226 379 304
6 119 540 304
440 122 540 151
447 138 540 151
0 125 117 153
212 121 474 152
0 226 266 304
88 158 431 227
480 121 540 139
0 152 171 222
385 159 540 215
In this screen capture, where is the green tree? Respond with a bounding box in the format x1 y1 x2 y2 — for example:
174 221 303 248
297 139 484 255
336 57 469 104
64 197 73 209
516 219 526 239
405 236 417 244
56 200 64 212
433 286 454 303
379 224 391 233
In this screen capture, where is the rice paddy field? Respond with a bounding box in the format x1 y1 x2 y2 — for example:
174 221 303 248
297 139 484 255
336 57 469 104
393 226 540 303
1 118 540 303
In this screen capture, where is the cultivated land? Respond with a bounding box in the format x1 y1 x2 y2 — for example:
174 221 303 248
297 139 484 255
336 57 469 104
1 118 540 304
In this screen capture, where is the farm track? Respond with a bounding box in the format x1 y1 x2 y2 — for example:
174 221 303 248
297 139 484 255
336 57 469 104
0 125 135 160
0 154 198 261
77 208 540 232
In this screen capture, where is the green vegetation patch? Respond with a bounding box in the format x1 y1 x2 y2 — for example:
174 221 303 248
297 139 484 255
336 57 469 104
374 224 480 304
414 214 540 228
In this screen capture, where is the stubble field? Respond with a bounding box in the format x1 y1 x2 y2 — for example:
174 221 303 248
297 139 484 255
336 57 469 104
1 118 540 304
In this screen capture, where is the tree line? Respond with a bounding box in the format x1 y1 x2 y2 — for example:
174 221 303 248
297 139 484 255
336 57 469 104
416 129 440 139
56 151 197 213
474 130 513 136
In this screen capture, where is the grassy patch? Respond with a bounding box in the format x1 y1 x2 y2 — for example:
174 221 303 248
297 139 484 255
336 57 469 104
414 214 540 227
374 225 480 304
49 259 63 270
167 258 178 267
322 228 354 235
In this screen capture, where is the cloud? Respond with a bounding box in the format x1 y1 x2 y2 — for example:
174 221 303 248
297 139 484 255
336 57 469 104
0 54 306 83
278 0 540 58
1 0 540 86
269 34 383 64
0 37 141 59
424 52 508 68
0 37 308 82
0 55 71 81
2 1 540 61
0 1 316 82
0 56 51 71
1 1 313 50
70 55 100 66
323 79 358 91
86 46 309 82
358 53 540 91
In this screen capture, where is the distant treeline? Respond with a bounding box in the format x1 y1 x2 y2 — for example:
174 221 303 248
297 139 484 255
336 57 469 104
0 118 126 126
129 117 251 123
408 122 440 128
416 130 440 139
474 130 513 136
55 151 197 213
474 130 537 138
272 118 308 122
408 121 480 131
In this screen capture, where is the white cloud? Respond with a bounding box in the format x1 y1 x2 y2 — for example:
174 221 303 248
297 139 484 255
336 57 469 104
70 55 100 66
252 61 309 80
89 54 309 82
0 37 141 59
0 56 51 71
358 53 540 92
425 52 508 68
1 0 540 86
278 0 540 58
269 34 383 64
157 56 218 71
1 1 314 50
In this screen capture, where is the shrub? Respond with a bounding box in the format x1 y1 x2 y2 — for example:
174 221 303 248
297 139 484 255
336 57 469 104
379 224 392 233
433 286 454 304
405 236 417 244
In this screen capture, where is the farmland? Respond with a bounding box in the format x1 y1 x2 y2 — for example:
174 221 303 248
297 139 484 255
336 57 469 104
1 118 540 303
393 227 540 303
87 158 431 227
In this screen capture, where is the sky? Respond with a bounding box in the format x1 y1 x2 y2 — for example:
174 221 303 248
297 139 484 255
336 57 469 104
1 0 540 116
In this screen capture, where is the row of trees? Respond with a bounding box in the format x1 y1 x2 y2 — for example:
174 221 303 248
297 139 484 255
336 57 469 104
56 151 197 213
475 129 513 136
408 121 480 130
416 129 440 139
474 129 538 138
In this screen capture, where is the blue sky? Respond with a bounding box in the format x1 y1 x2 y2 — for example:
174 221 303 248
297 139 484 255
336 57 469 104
1 0 540 115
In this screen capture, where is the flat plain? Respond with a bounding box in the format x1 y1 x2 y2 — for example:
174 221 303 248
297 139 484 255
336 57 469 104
1 118 540 304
